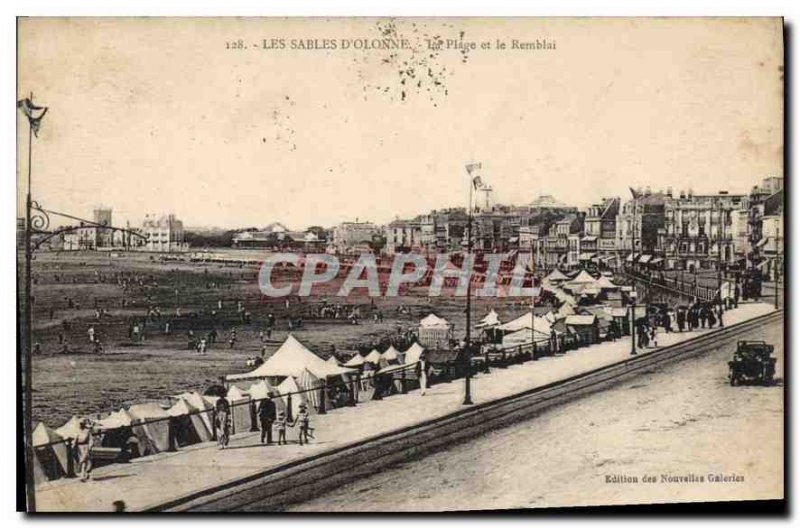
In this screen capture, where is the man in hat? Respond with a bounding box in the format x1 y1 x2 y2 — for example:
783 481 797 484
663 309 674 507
257 395 277 445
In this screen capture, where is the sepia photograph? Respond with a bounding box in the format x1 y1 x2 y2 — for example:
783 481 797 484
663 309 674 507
15 16 785 513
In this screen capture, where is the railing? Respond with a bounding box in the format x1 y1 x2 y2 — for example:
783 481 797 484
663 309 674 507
34 362 424 480
620 268 720 302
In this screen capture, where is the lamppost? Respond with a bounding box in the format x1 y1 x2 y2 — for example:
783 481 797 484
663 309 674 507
463 163 482 406
630 290 638 355
18 95 148 511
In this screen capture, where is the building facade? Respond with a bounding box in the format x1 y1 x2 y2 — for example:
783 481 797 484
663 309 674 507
142 213 186 252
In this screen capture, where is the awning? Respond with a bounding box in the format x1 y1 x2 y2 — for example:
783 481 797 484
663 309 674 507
579 252 597 261
625 254 635 262
601 255 616 263
755 238 768 248
638 255 652 264
649 257 663 265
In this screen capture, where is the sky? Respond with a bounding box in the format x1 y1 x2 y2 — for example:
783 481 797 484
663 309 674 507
17 17 783 230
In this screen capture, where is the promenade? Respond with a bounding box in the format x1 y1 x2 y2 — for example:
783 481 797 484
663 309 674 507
35 302 776 512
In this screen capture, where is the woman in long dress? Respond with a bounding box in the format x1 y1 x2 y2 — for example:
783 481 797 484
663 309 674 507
418 351 428 396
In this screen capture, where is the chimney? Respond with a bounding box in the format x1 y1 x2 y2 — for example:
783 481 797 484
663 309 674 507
666 186 673 198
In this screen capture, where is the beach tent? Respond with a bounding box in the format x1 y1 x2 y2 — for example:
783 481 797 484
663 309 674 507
475 309 501 329
98 409 133 431
276 375 306 421
227 385 253 434
594 275 619 289
403 342 425 365
33 423 71 482
128 403 174 455
569 270 596 284
178 392 216 433
343 353 366 368
501 327 552 349
97 409 136 452
364 349 383 365
226 334 354 382
55 416 83 440
167 399 212 447
296 368 324 413
545 269 569 282
382 345 401 364
418 313 453 349
248 379 287 418
326 356 341 366
419 313 450 328
247 379 277 401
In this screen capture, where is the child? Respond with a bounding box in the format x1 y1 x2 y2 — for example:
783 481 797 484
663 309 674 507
275 410 289 446
294 403 312 446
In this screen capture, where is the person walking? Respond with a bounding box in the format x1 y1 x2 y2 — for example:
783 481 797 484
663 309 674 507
74 418 95 482
215 397 231 450
257 395 277 445
418 350 429 396
294 403 311 446
275 411 288 445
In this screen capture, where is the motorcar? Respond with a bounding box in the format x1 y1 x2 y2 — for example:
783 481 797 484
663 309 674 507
728 340 776 386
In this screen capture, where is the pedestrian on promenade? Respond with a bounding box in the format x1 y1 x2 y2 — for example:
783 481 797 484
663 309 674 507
215 397 231 450
74 418 95 482
707 307 716 328
275 411 288 445
717 305 724 328
294 403 311 446
677 307 686 332
257 395 277 445
418 351 429 396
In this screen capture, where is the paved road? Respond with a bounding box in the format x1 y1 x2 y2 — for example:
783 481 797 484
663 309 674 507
288 317 783 512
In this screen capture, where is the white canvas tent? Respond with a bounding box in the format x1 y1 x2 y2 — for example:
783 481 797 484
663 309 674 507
33 423 71 482
276 376 306 420
55 416 83 440
98 409 133 430
343 353 366 368
247 379 278 401
419 313 451 328
226 334 354 381
545 269 569 282
594 275 619 289
501 327 553 350
364 349 383 364
403 342 425 365
382 345 401 363
568 270 596 284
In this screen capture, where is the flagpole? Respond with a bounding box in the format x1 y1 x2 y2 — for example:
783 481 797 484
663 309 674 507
23 92 37 512
463 166 473 405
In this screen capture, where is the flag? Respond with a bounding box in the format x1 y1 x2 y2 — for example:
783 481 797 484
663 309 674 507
465 162 482 175
17 98 48 137
472 175 484 190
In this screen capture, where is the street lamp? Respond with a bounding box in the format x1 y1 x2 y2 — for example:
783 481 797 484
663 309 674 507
18 95 148 511
630 290 638 355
